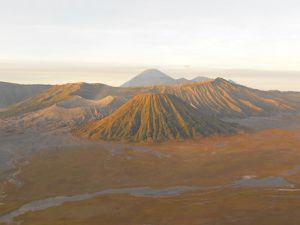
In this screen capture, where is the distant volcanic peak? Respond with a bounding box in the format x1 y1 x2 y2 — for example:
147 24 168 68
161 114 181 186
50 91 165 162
75 93 236 143
138 69 171 78
121 69 174 87
121 69 215 88
192 76 212 82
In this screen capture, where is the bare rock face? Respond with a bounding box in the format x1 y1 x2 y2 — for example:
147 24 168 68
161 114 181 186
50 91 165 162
75 93 237 143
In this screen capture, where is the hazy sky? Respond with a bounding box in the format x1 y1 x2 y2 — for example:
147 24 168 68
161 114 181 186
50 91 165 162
0 0 299 90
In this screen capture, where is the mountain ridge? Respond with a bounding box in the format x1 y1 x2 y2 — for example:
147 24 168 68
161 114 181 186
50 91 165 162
1 78 299 120
148 78 298 117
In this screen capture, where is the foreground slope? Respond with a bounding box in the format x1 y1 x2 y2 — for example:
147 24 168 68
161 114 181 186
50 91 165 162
2 123 300 225
75 93 236 142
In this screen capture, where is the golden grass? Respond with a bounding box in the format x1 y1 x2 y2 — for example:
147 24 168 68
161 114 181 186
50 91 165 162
1 127 300 225
11 188 300 225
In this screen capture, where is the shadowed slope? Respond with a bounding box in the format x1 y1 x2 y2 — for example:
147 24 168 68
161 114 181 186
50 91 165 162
0 83 82 118
0 83 134 118
75 93 236 142
0 81 51 108
1 95 128 131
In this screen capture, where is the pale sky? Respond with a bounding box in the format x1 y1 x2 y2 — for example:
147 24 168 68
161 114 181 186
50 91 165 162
0 0 299 90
